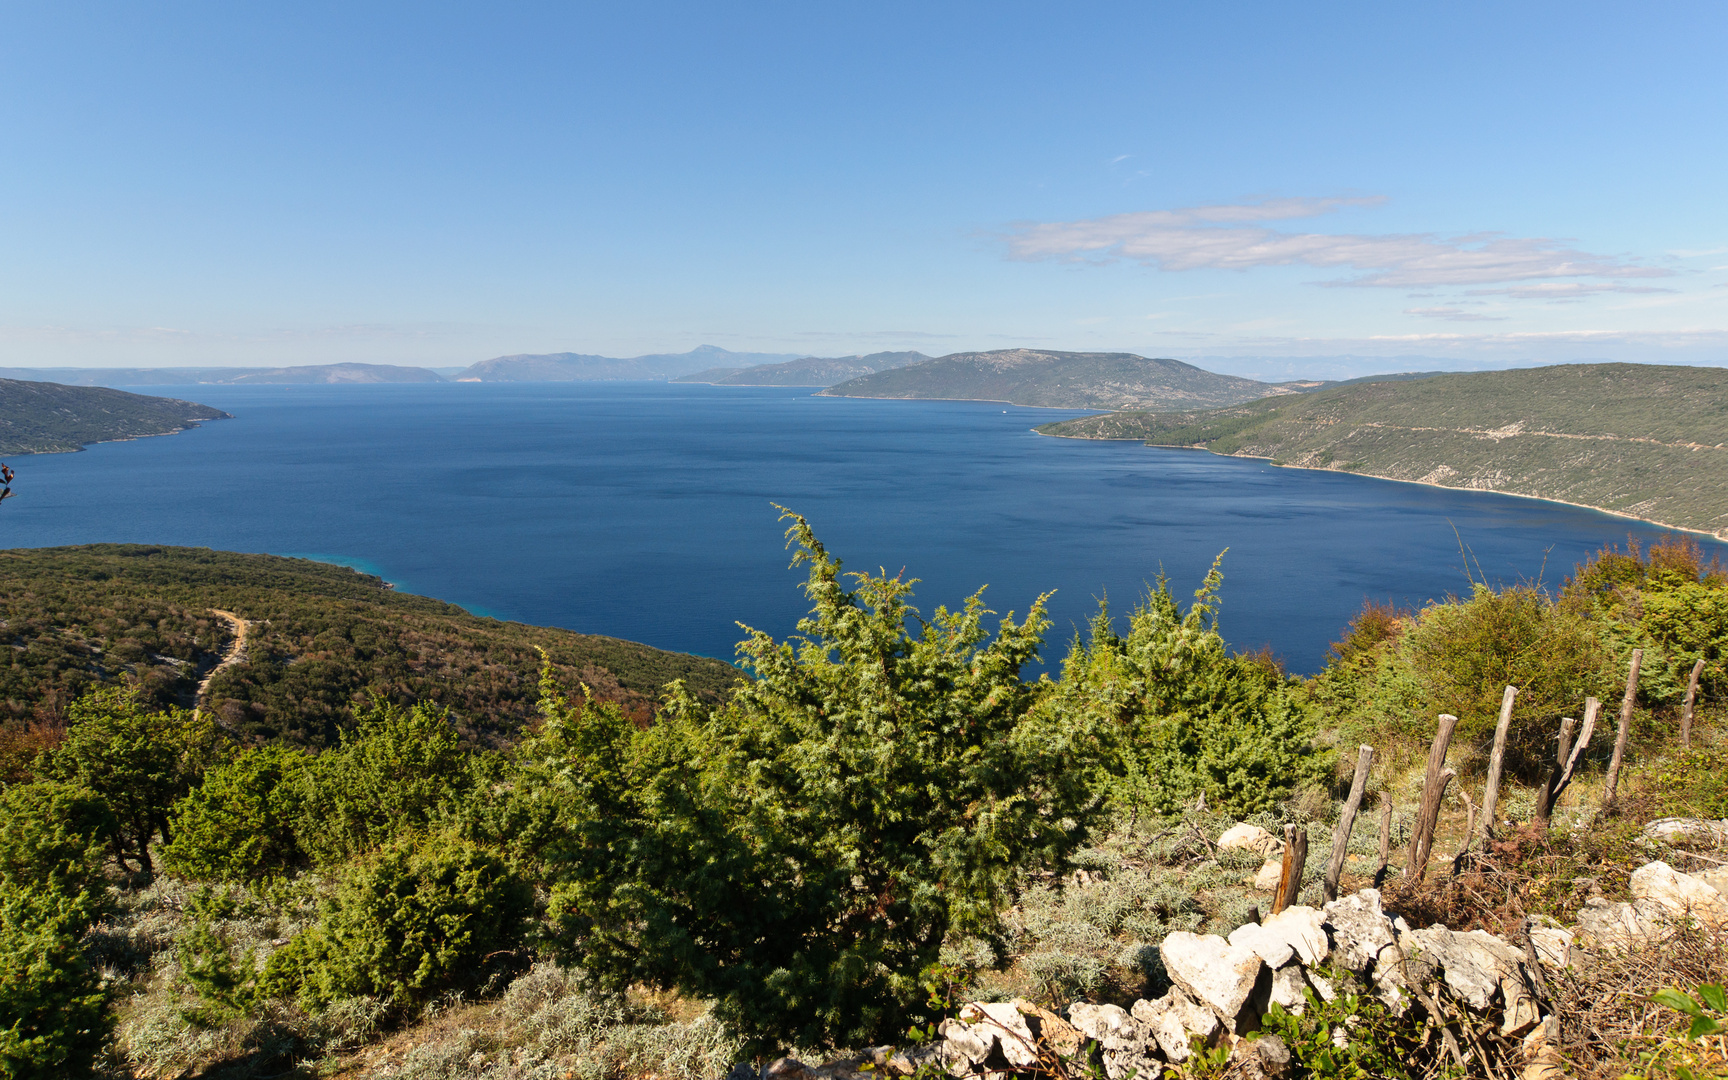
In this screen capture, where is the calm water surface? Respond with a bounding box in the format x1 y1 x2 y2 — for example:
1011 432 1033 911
5 382 1719 673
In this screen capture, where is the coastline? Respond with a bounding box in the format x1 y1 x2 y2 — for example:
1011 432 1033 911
1 420 223 457
817 391 1111 410
1031 427 1728 542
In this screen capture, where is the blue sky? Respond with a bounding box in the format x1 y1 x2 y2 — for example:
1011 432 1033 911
2 2 1724 378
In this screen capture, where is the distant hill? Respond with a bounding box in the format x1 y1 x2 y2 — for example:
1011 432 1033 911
819 349 1292 410
454 345 803 382
1037 362 1728 538
0 379 230 455
0 545 738 747
676 351 931 387
0 363 445 386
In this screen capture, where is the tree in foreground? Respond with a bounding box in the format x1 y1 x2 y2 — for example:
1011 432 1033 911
1052 557 1329 817
530 508 1109 1052
39 688 219 880
0 883 111 1080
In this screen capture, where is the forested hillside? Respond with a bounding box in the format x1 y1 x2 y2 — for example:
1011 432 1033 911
0 379 230 454
0 545 736 756
1038 362 1728 538
821 349 1291 409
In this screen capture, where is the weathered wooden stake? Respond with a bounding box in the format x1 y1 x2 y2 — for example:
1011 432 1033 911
1409 767 1456 881
1273 824 1297 915
1375 800 1393 885
1408 714 1459 881
1477 685 1519 846
1323 744 1375 902
1535 698 1598 827
1279 825 1310 912
1603 649 1642 806
1458 790 1477 852
1682 657 1705 750
1534 716 1577 828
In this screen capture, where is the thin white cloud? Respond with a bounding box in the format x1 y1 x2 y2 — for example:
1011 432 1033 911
1005 197 1670 288
1404 307 1508 323
1465 282 1678 300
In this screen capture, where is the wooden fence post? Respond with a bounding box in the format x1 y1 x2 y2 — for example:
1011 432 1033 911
1534 716 1577 829
1273 825 1297 915
1277 824 1310 912
1411 769 1454 881
1682 657 1705 750
1408 714 1459 882
1535 697 1598 827
1375 800 1393 886
1603 649 1642 806
1476 685 1518 846
1323 744 1375 902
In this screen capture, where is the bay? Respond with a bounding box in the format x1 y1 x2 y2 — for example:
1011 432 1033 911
3 381 1718 674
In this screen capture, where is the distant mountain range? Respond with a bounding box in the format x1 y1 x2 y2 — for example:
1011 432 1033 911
674 351 931 386
0 350 1448 408
453 345 804 382
0 363 444 386
0 379 230 454
1037 362 1728 538
818 349 1304 410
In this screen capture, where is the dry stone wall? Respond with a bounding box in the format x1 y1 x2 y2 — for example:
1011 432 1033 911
766 857 1728 1080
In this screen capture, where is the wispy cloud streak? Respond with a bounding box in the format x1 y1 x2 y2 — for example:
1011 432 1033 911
1005 198 1670 288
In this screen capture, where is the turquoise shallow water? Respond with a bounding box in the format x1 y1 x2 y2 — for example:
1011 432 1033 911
3 381 1718 673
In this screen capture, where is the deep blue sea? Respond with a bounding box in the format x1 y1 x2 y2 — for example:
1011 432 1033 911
5 382 1720 673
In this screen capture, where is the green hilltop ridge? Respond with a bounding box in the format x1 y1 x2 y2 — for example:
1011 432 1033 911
0 544 737 748
819 348 1296 409
0 379 231 455
674 350 931 387
1037 361 1728 538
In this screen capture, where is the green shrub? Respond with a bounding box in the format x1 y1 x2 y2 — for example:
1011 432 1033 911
1312 583 1613 777
38 687 221 879
0 883 112 1079
291 701 474 866
263 831 531 1010
1402 584 1610 770
163 743 310 882
532 510 1110 1052
0 780 116 898
1053 558 1331 817
1256 981 1423 1080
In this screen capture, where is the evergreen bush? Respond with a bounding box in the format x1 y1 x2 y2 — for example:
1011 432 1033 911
0 780 116 898
1053 557 1330 816
263 831 531 1010
0 883 112 1079
163 743 310 882
529 509 1110 1051
39 687 220 880
290 701 474 866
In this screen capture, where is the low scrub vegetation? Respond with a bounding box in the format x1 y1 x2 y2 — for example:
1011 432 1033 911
1 522 1724 1077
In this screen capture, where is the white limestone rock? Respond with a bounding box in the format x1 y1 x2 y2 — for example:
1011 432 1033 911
1219 823 1284 858
1254 859 1285 891
1630 861 1728 929
1320 889 1396 974
1131 988 1220 1064
958 1002 1037 1068
1159 931 1268 1033
1643 818 1728 848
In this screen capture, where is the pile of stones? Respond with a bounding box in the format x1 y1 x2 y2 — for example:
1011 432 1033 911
761 853 1728 1080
